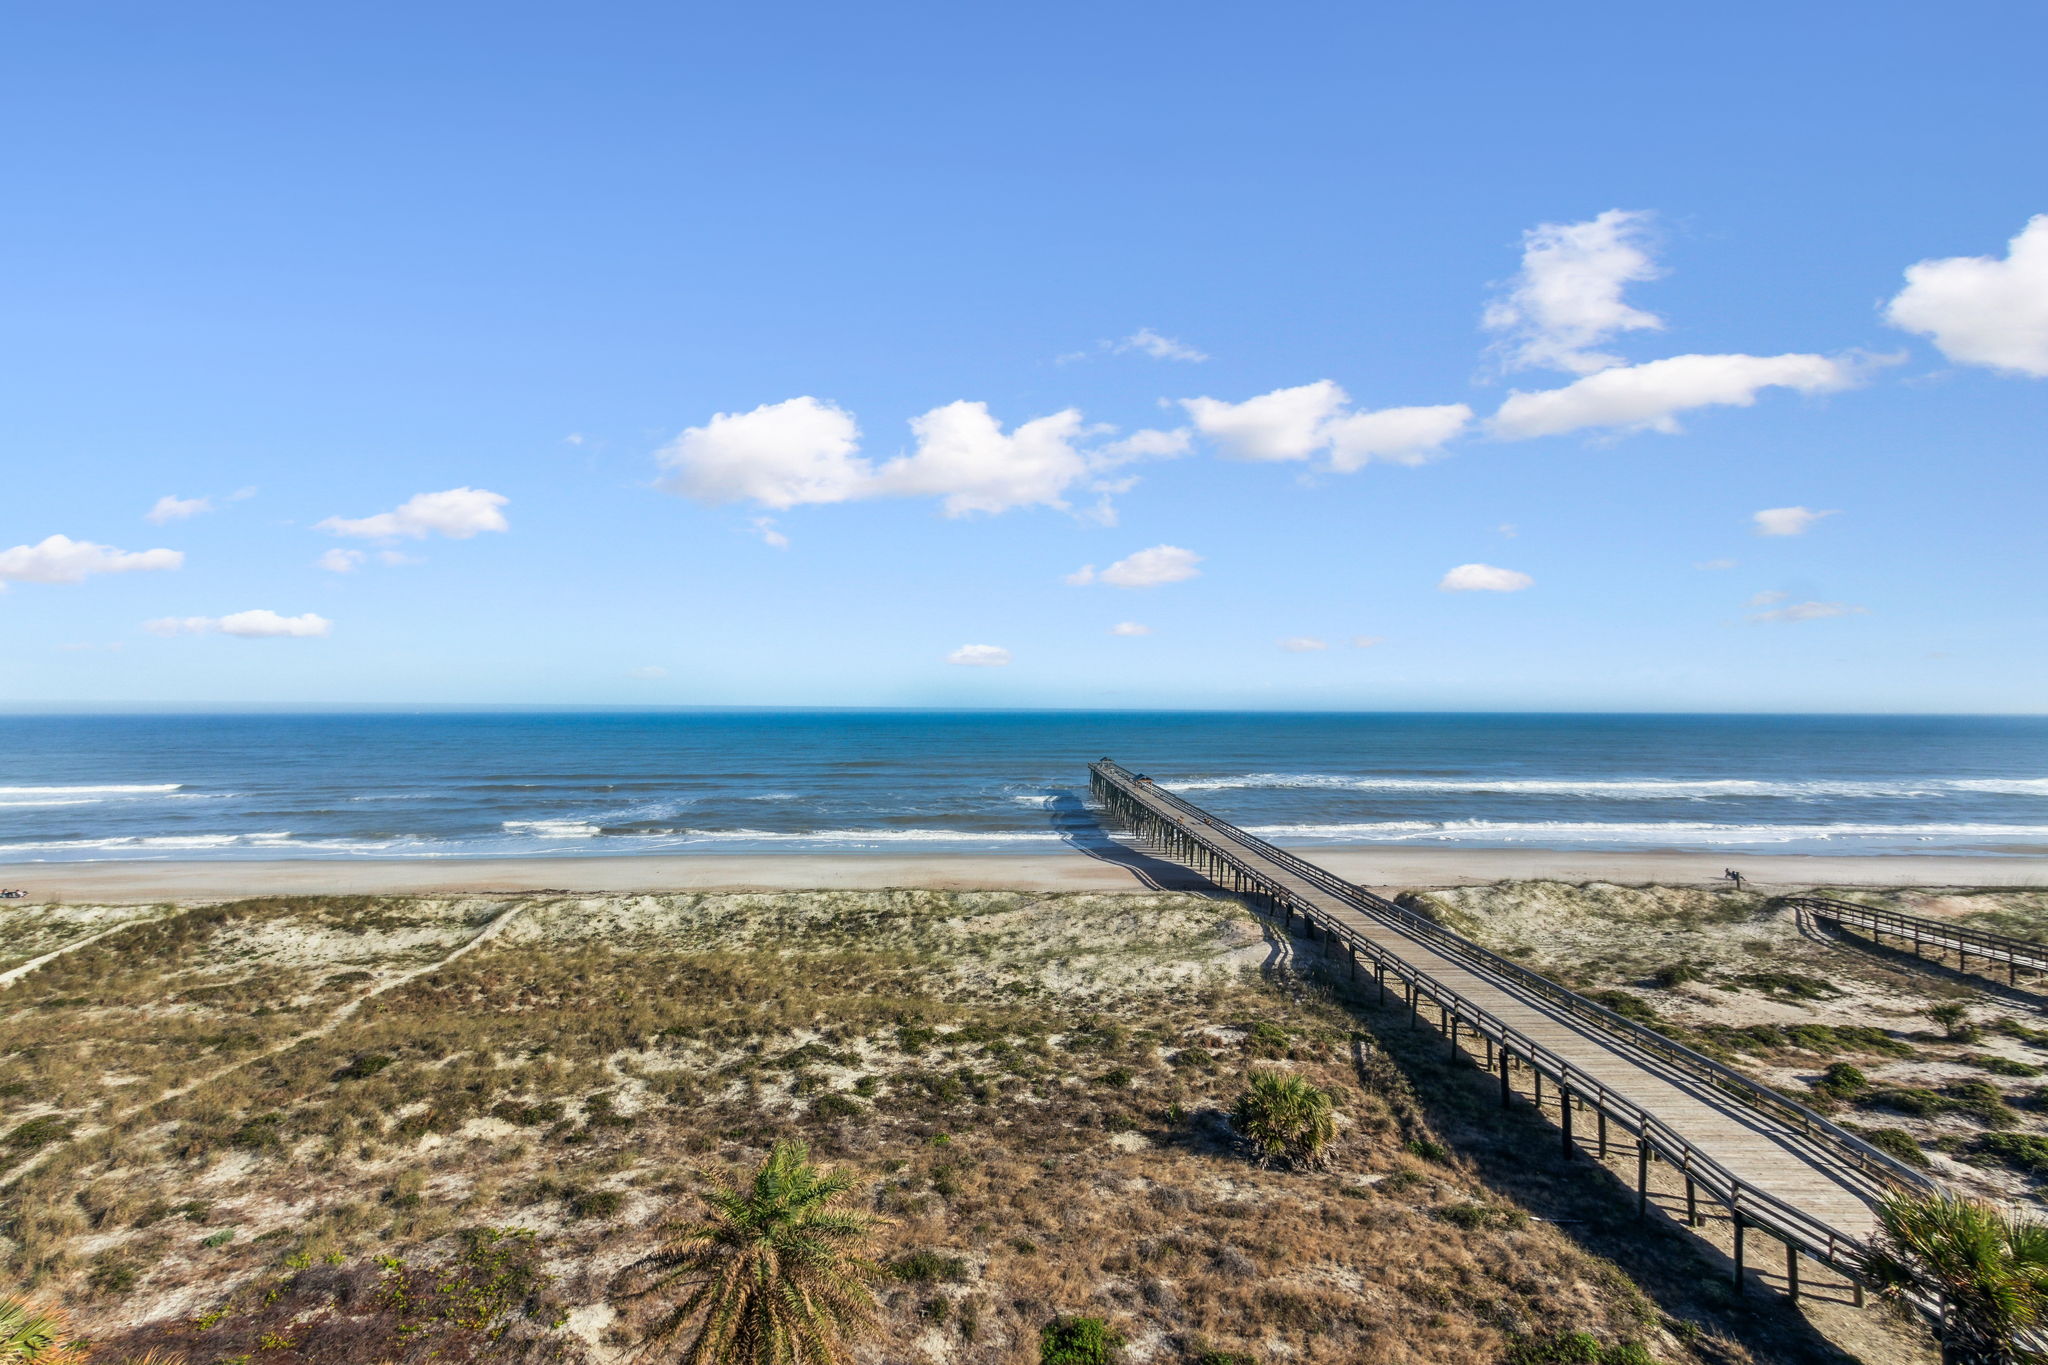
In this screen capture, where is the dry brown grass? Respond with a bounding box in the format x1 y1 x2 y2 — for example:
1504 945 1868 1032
0 888 1943 1363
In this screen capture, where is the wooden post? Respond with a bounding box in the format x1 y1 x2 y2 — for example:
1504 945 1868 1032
1786 1245 1799 1301
1448 1014 1459 1058
1685 1177 1698 1226
1561 1090 1574 1157
1853 1280 1865 1308
1533 1069 1543 1110
1732 1213 1746 1293
1500 1047 1512 1107
1636 1142 1650 1219
1376 963 1386 1007
1597 1109 1609 1160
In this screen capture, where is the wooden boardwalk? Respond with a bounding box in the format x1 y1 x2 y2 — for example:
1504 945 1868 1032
1091 759 1938 1293
1792 894 2048 987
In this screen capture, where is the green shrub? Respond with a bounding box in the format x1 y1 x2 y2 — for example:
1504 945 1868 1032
810 1093 864 1120
1404 1137 1450 1163
1195 1354 1255 1365
1505 1332 1656 1365
1245 1022 1291 1055
1171 1046 1215 1070
1098 1067 1135 1089
1732 971 1840 1001
568 1188 624 1219
1975 1133 2048 1178
2 1115 71 1152
1586 990 1658 1024
1649 963 1702 988
1862 1127 1931 1168
1948 1081 2019 1129
231 1112 286 1150
890 1250 968 1283
1041 1315 1124 1365
1966 1053 2045 1078
1230 1072 1337 1168
1813 1062 1868 1100
1864 1086 1952 1118
333 1053 394 1081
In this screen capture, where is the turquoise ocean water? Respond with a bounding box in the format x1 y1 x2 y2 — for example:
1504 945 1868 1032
1 711 2045 862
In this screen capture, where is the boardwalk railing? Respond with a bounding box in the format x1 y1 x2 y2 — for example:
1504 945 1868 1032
1091 758 1937 1288
1790 895 2048 985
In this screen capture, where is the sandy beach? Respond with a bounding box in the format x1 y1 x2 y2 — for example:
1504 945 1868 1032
2 845 2043 902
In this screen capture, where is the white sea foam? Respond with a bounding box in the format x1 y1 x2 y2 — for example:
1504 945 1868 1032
1242 819 2048 846
501 820 603 838
667 828 1066 844
0 798 101 808
0 783 184 795
1164 773 2048 800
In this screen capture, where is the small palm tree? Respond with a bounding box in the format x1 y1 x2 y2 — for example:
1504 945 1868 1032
1860 1191 2048 1364
613 1140 883 1365
0 1295 88 1364
1928 1002 1977 1040
1230 1071 1336 1168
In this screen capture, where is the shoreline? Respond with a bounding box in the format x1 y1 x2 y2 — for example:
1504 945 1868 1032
2 846 2044 901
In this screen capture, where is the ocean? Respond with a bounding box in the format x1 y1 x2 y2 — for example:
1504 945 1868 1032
1 711 2045 862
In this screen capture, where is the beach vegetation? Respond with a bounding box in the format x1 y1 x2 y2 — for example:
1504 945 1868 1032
1860 1192 2048 1365
1230 1072 1336 1168
1039 1314 1124 1365
611 1140 881 1365
1928 1002 1978 1041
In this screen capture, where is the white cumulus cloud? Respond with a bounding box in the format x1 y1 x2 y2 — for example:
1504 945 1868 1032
146 610 331 638
318 487 509 540
1351 635 1385 648
1278 636 1328 652
317 548 366 573
873 402 1090 517
656 397 870 509
1483 209 1664 374
1752 506 1837 537
1490 353 1854 440
1071 544 1203 589
1181 380 1470 468
1885 215 2048 377
1749 600 1867 624
0 534 184 587
1439 563 1533 593
747 517 790 549
947 644 1012 667
146 494 212 524
658 397 1167 519
1110 622 1152 636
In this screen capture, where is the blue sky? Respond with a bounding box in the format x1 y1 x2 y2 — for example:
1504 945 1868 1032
4 1 2044 711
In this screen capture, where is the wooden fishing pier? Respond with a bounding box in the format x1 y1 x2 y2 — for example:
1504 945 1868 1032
1090 758 1939 1304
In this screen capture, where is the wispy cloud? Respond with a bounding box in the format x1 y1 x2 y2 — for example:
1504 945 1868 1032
145 609 331 638
947 644 1012 666
319 487 509 540
1438 563 1533 592
1749 600 1867 624
1752 505 1837 536
1483 209 1664 375
0 535 183 588
1068 545 1203 589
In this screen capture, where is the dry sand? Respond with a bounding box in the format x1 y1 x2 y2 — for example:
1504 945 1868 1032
1 845 2042 902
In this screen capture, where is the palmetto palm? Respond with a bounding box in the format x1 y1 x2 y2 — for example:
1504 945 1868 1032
0 1295 88 1364
1230 1071 1337 1169
1861 1192 2048 1364
614 1141 883 1365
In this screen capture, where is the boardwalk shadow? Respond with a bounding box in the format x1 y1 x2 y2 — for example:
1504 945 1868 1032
1043 792 1211 892
1257 917 1886 1365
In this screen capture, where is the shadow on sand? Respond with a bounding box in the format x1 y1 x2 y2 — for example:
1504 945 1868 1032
1042 791 1212 892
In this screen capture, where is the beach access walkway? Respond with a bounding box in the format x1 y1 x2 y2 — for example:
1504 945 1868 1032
1090 758 1937 1299
1791 893 2048 988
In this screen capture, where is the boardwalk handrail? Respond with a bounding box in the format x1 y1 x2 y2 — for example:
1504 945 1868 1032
1091 759 1937 1277
1789 895 2048 973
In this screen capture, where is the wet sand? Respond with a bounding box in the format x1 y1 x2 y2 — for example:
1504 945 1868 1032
0 846 2042 902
